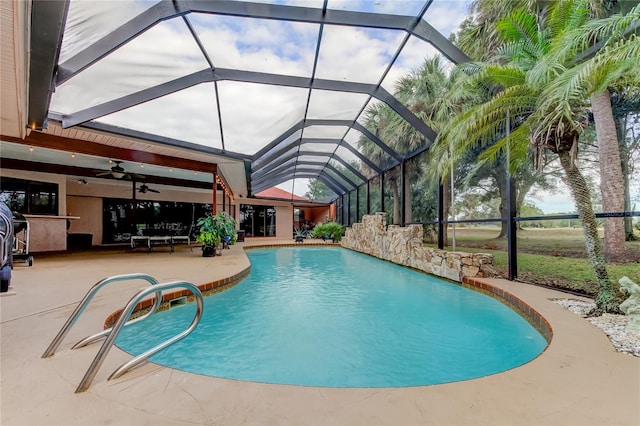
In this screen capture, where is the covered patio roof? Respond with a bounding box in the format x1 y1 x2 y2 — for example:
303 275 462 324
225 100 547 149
5 0 471 201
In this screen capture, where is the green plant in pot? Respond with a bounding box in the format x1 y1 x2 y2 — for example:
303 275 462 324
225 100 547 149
196 212 238 257
215 211 238 247
196 214 221 257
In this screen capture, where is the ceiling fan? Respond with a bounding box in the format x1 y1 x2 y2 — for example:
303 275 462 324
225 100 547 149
96 160 144 180
137 183 160 194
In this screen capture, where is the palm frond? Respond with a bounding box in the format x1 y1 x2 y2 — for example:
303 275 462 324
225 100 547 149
496 8 540 44
477 124 531 171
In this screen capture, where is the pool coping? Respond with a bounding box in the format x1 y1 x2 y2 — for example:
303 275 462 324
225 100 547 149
462 276 553 342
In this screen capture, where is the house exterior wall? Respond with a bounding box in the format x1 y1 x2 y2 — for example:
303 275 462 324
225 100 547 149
232 197 295 240
2 167 319 250
66 196 103 246
3 169 69 251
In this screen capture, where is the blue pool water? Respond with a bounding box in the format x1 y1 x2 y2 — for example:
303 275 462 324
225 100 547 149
116 247 547 387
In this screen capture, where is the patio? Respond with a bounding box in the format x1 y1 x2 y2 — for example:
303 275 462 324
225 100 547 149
1 241 638 425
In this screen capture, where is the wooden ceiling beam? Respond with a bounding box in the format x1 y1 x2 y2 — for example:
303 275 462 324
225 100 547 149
2 131 218 174
1 158 215 190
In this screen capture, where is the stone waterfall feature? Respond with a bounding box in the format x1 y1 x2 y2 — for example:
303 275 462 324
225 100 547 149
341 213 498 282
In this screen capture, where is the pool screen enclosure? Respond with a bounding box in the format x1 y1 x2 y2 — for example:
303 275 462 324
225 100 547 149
28 0 471 203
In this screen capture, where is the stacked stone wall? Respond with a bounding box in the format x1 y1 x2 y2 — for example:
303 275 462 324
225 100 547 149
341 213 498 282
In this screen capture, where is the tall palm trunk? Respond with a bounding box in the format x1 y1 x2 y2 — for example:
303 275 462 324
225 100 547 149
592 89 626 261
558 150 618 313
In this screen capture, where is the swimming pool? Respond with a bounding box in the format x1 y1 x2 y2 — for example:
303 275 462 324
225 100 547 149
116 247 547 387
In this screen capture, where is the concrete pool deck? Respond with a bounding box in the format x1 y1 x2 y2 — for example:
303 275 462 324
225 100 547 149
1 239 639 425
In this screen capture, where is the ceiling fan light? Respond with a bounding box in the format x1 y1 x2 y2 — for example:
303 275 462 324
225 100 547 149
112 171 125 179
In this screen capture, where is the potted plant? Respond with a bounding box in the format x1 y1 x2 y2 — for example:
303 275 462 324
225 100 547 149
195 214 221 257
195 212 238 257
294 229 306 243
215 212 238 249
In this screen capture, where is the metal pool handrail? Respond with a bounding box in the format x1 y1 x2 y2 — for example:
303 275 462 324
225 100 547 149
42 273 162 358
75 280 203 393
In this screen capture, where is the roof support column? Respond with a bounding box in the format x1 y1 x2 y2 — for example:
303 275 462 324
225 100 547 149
222 191 226 213
212 171 218 214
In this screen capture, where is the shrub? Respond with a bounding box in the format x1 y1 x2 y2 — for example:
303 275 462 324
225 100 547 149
311 222 345 242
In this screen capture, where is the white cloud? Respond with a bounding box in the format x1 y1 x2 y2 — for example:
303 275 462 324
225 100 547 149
217 82 308 154
191 14 317 77
307 91 370 120
327 0 426 16
60 0 157 62
303 125 351 139
315 25 405 83
381 36 442 93
52 19 208 113
424 0 471 38
98 82 222 148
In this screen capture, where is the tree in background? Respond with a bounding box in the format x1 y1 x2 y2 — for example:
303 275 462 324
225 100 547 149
611 87 640 240
357 57 474 230
434 0 640 313
447 2 555 241
536 2 640 260
304 179 332 202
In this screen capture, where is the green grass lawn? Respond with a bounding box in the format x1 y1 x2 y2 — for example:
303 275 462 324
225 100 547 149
431 227 640 296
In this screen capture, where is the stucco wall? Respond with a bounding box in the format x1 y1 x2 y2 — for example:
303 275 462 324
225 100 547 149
67 196 103 246
341 213 498 282
304 206 330 225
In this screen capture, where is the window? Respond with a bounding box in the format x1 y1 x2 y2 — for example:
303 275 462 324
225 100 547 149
0 177 58 215
240 204 276 237
102 198 211 243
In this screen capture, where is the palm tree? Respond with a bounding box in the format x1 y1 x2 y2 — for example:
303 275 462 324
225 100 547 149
533 3 640 260
390 57 467 226
454 0 530 62
435 1 639 313
357 57 474 228
357 102 401 224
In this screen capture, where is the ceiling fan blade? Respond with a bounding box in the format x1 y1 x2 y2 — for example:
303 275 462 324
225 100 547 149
148 188 160 193
95 171 110 177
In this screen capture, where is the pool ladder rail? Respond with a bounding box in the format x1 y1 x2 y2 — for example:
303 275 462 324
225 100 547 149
41 273 204 393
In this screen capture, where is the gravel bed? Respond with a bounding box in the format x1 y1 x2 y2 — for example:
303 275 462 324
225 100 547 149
553 299 640 357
